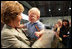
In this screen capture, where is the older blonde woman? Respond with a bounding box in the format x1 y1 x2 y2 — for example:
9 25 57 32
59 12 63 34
1 1 31 48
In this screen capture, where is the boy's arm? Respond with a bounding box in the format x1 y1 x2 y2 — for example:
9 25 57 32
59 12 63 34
35 29 45 38
35 22 45 38
17 24 26 29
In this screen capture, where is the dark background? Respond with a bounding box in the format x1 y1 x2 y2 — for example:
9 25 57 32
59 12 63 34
19 1 71 17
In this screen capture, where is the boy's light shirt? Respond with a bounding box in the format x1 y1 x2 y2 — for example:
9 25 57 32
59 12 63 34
24 20 45 39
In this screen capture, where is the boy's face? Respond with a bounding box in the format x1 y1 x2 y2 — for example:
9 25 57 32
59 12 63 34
29 13 38 23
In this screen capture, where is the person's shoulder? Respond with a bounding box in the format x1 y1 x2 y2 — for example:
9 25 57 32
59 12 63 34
1 29 14 39
2 28 13 34
37 21 45 29
1 25 14 37
37 21 44 26
24 22 30 26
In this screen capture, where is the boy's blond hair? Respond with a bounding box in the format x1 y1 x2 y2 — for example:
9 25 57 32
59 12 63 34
28 7 40 19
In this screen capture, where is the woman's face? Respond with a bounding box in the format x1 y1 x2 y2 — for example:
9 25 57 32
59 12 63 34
63 21 68 26
57 21 62 27
13 13 22 27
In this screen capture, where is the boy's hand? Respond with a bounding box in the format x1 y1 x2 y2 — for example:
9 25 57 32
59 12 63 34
35 32 40 37
17 24 24 29
35 32 43 38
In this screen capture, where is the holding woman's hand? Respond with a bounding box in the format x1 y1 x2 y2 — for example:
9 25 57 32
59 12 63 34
35 32 43 38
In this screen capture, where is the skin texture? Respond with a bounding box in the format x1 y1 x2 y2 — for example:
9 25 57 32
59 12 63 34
8 13 22 28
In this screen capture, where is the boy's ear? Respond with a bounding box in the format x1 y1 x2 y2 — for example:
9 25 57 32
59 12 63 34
37 16 40 20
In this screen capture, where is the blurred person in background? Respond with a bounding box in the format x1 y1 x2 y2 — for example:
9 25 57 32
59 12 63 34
59 19 70 48
67 20 71 48
53 19 63 48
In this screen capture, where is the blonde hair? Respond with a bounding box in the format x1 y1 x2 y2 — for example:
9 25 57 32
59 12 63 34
28 7 40 18
1 1 24 24
57 19 62 24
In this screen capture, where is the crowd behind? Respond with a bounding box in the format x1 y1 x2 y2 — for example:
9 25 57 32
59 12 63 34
53 19 71 48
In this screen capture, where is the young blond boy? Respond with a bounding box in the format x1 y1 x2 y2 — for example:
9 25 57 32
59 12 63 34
18 7 45 40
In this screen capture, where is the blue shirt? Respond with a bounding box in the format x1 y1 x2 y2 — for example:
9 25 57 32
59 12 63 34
24 21 45 39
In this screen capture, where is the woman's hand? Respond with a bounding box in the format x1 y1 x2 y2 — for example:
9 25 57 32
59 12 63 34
59 37 62 41
63 35 68 37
